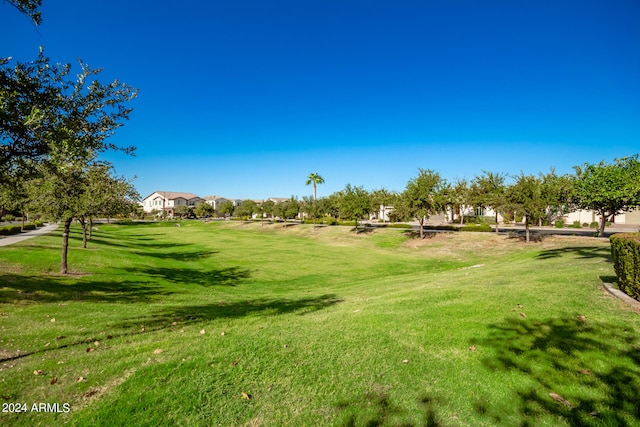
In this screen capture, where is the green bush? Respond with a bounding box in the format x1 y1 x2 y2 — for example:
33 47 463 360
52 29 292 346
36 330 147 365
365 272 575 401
555 220 565 228
0 225 22 235
22 223 36 231
570 220 582 229
4 214 15 222
582 223 589 228
424 225 458 231
609 233 640 300
34 220 45 227
460 224 492 232
590 222 599 228
323 217 338 226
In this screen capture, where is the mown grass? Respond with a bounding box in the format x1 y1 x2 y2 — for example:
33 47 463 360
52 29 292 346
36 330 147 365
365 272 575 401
1 221 639 426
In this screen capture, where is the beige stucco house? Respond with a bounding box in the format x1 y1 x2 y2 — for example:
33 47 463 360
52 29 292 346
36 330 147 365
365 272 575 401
142 191 204 216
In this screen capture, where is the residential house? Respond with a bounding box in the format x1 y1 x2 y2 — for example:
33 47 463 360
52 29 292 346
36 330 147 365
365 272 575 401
203 195 229 211
142 191 204 216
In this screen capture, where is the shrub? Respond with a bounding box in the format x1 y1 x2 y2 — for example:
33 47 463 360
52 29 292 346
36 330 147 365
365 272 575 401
555 220 565 228
323 217 338 226
460 224 492 232
609 233 640 300
4 215 15 222
582 223 589 228
0 225 22 235
22 223 36 231
34 220 45 227
389 223 411 229
424 225 458 231
570 221 582 229
590 222 599 228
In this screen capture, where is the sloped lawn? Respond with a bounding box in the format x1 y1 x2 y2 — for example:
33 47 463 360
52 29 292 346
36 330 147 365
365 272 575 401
1 221 638 426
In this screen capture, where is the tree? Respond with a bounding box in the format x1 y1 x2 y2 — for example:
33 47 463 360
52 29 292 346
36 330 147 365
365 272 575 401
261 199 276 222
76 163 139 247
3 0 43 25
0 174 32 230
470 171 507 232
194 202 214 218
272 197 299 226
29 157 88 272
235 199 258 220
450 178 470 224
398 169 446 239
218 200 235 217
370 188 397 223
302 195 324 228
5 52 137 274
540 170 575 227
337 184 371 233
305 172 324 201
573 155 640 237
505 174 546 243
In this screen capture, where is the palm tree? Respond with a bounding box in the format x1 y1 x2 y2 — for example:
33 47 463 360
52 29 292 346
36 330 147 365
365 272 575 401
305 172 325 201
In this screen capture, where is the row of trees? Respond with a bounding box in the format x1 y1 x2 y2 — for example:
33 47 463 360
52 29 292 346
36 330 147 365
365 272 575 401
201 157 639 243
2 3 139 272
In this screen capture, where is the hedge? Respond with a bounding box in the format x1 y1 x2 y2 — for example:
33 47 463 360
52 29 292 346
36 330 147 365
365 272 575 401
460 224 492 232
0 225 22 235
610 233 640 300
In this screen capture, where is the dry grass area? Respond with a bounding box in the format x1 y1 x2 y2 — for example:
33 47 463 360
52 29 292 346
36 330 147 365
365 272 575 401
402 231 608 259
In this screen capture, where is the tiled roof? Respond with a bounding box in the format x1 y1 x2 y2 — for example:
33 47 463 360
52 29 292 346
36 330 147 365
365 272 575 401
144 191 201 201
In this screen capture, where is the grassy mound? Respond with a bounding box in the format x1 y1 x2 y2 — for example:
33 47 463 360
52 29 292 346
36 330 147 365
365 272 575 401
1 222 638 426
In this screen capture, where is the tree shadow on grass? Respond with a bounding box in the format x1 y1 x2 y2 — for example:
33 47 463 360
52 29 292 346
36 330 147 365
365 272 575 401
478 317 640 426
115 293 344 332
89 234 193 250
131 249 218 261
506 232 545 243
402 230 440 240
335 390 441 427
0 273 175 304
122 266 252 287
535 246 611 261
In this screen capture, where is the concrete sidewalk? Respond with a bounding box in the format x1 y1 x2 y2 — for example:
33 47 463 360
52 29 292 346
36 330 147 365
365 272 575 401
0 223 59 247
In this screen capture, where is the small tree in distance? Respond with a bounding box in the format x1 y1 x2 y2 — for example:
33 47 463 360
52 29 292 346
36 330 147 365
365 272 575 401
470 171 507 232
506 174 546 243
194 202 215 218
398 169 446 239
338 184 371 233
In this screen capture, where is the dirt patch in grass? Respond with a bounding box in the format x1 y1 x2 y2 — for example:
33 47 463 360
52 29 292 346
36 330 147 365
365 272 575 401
402 233 609 259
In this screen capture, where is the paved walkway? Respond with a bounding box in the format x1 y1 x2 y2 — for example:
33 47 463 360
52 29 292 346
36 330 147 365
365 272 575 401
0 223 59 247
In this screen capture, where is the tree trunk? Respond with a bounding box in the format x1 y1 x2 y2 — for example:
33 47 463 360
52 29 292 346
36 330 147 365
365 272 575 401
495 212 499 233
525 215 530 243
61 217 72 274
89 218 93 240
419 218 425 239
80 218 88 249
460 207 464 225
21 210 26 232
598 211 607 237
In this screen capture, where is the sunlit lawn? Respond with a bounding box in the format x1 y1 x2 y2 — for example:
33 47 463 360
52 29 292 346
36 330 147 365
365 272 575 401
0 221 638 426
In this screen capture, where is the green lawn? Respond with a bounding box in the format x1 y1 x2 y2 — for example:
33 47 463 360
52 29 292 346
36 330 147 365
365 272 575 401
1 221 638 426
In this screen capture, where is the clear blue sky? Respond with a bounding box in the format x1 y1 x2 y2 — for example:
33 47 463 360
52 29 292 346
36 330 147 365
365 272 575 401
3 1 639 200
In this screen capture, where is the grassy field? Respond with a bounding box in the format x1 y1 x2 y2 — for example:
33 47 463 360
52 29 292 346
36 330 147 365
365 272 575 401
0 221 639 426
